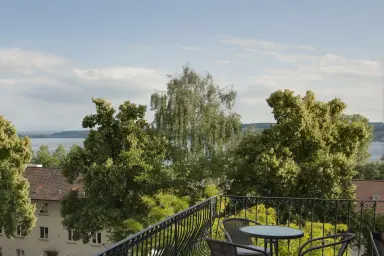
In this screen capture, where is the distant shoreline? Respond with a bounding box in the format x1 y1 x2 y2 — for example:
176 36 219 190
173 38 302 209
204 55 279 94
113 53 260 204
19 122 384 141
18 130 89 139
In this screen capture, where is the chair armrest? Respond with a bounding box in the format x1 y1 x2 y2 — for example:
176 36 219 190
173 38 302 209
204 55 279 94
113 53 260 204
298 234 355 256
233 243 270 255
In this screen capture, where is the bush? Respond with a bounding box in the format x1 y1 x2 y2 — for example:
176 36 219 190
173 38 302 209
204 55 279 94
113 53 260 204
213 203 349 256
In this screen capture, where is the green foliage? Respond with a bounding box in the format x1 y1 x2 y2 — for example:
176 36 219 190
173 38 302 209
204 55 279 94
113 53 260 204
0 115 36 237
213 203 348 256
352 209 384 256
31 144 67 168
355 161 384 180
341 114 373 164
142 193 190 224
232 90 372 199
150 66 241 199
60 98 172 243
205 184 220 198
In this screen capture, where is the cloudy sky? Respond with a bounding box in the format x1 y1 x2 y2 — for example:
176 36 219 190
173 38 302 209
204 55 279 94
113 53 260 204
1 1 383 131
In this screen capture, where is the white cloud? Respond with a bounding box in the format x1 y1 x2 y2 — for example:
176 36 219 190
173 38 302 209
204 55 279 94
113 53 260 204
235 53 253 58
183 46 200 51
220 36 384 123
220 35 287 51
221 36 382 81
296 45 316 51
0 48 167 130
0 48 69 74
216 60 231 65
1 39 383 130
74 67 165 88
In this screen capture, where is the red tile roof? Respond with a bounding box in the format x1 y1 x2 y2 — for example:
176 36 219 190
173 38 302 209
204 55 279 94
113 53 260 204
352 180 384 213
353 180 384 201
24 167 81 201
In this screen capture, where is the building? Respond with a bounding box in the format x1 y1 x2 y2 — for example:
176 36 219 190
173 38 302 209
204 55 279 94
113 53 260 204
353 179 384 213
0 167 109 256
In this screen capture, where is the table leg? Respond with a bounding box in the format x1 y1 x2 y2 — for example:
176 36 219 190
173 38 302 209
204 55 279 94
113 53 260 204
266 239 276 255
275 240 279 255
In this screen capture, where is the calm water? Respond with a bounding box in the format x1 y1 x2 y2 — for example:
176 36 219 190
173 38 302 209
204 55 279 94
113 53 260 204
30 138 384 162
31 138 84 152
369 141 384 162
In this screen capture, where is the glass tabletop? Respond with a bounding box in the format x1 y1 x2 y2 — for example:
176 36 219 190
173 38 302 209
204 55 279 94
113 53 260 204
239 225 304 239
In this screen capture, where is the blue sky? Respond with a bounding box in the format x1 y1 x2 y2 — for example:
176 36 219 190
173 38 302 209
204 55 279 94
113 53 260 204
0 0 383 130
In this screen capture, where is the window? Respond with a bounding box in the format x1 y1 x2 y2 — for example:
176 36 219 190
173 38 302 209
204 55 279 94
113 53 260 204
16 225 22 237
372 195 380 201
16 249 24 256
39 202 49 214
40 227 49 239
92 232 102 244
68 229 77 241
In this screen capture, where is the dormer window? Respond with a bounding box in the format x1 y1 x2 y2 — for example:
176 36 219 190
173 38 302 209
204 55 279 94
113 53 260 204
39 202 49 214
372 195 380 201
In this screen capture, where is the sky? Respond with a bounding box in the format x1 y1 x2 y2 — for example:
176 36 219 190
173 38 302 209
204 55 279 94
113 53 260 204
1 0 383 131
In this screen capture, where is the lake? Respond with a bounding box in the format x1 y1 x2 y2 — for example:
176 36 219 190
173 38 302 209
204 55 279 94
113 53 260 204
31 138 84 152
30 138 384 162
369 141 384 161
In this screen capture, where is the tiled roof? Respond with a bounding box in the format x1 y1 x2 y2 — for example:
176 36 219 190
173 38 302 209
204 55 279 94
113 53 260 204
24 167 81 201
352 180 384 213
353 180 384 201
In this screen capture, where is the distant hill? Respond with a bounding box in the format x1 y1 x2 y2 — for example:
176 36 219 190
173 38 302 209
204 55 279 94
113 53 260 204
18 130 90 139
372 122 384 142
17 122 384 141
242 122 384 142
241 123 274 130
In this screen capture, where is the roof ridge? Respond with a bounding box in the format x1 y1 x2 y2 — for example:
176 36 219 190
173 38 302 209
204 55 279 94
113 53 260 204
353 179 384 182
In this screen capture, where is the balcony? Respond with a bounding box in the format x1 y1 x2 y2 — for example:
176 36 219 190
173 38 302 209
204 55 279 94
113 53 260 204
95 195 382 256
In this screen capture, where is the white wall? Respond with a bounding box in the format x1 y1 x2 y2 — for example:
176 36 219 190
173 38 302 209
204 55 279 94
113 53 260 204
0 200 110 256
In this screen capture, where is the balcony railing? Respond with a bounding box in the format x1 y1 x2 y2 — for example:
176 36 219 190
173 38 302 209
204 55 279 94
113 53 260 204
96 195 384 256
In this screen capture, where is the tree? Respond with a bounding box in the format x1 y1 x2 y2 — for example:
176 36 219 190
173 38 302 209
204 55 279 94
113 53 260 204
355 161 384 180
31 144 67 168
357 209 384 256
232 90 372 199
60 98 172 242
340 114 373 164
0 115 36 237
31 145 52 166
52 145 67 167
150 66 241 198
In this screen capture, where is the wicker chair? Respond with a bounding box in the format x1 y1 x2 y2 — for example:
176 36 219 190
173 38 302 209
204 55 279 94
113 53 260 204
219 218 274 255
298 233 355 256
206 238 270 256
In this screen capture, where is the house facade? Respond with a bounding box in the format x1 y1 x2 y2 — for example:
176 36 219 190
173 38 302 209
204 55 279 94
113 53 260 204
0 167 109 256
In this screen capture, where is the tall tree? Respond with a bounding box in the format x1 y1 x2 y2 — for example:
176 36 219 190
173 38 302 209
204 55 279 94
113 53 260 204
0 115 36 237
150 66 241 197
60 98 171 242
233 90 372 199
31 144 67 168
355 161 384 180
52 144 67 166
340 114 373 164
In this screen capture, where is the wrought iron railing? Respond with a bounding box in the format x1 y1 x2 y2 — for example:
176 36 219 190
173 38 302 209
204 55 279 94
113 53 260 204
96 195 384 256
96 196 217 256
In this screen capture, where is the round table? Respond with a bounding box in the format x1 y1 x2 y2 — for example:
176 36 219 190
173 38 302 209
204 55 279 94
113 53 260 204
240 225 304 255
